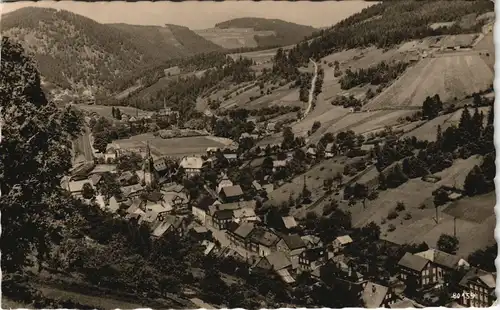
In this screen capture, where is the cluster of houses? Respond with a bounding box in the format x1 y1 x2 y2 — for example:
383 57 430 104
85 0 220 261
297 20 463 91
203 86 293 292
64 136 496 308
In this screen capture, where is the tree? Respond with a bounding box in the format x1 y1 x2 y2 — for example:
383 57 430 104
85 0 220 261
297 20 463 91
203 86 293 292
463 165 487 196
1 37 83 277
98 172 122 199
282 126 295 150
433 188 449 207
437 234 459 254
311 121 321 133
333 172 343 186
82 183 95 199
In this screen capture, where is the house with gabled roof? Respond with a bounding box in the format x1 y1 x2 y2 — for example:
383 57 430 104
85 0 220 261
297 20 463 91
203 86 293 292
362 282 397 308
216 173 234 194
397 252 433 290
227 222 255 248
332 235 353 254
276 234 307 257
249 227 281 257
213 209 234 230
298 247 328 272
458 267 496 307
220 185 244 203
415 248 469 285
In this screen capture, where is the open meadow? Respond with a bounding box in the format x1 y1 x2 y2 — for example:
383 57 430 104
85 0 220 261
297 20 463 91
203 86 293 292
77 104 154 119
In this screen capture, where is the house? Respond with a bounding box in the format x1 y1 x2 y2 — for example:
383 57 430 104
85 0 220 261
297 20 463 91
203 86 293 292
223 153 238 162
206 200 255 227
192 196 216 224
104 146 117 162
281 216 298 230
415 248 469 284
89 174 103 187
232 207 259 223
252 180 262 191
458 267 496 307
362 282 397 308
121 184 144 198
118 171 138 186
249 227 281 257
276 234 307 257
397 252 433 289
298 247 328 272
306 147 317 158
106 196 121 213
227 222 255 248
272 160 288 172
125 197 144 215
153 158 168 173
151 215 187 238
66 179 93 198
254 251 295 284
332 235 353 254
216 174 234 194
219 185 244 203
325 142 335 158
189 226 212 240
213 209 234 230
179 156 204 177
202 240 217 256
301 235 323 249
206 147 220 156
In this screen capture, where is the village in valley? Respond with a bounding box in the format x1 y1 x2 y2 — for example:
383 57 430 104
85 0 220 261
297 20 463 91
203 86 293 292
2 0 497 308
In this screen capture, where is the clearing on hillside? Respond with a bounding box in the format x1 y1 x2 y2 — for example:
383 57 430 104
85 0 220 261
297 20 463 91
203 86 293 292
363 53 493 110
77 104 153 119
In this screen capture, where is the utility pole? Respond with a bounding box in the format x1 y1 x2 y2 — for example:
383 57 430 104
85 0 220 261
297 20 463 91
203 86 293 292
435 206 439 224
453 216 457 237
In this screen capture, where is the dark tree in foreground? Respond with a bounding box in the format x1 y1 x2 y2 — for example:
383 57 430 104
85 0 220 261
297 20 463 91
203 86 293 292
1 37 83 276
437 234 459 255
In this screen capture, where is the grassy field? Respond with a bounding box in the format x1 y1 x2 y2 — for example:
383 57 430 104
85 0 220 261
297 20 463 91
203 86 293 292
195 28 276 50
77 104 153 119
264 158 346 210
113 133 234 158
228 44 295 63
340 155 493 257
364 52 494 110
403 107 490 142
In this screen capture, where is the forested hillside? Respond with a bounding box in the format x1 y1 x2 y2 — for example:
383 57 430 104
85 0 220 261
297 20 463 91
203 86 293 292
214 17 318 48
1 7 224 96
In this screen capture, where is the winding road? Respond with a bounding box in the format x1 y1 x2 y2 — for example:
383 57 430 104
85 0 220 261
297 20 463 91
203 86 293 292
300 58 319 122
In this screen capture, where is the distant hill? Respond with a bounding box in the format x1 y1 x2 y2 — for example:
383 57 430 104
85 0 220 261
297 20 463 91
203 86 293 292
1 7 223 97
195 17 317 49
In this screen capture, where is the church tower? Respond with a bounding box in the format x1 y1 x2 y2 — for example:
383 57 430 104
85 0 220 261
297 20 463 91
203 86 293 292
143 141 154 186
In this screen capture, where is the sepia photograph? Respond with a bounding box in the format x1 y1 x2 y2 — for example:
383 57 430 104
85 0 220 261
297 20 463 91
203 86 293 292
0 0 496 308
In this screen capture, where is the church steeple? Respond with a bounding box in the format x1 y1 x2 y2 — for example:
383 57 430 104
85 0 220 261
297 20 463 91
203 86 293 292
143 141 154 186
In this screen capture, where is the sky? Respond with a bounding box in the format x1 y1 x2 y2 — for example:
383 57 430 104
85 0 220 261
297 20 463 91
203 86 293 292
1 1 377 29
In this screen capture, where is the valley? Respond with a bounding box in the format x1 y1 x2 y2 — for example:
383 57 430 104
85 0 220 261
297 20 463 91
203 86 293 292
2 1 497 309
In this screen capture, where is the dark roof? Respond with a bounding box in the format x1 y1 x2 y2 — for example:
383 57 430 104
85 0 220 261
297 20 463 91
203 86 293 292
459 267 496 289
197 196 216 211
301 247 325 262
250 228 280 247
415 249 463 269
221 185 244 198
281 234 306 250
148 191 163 203
164 215 184 229
214 209 234 220
233 222 255 239
258 251 291 271
362 282 389 308
398 252 429 272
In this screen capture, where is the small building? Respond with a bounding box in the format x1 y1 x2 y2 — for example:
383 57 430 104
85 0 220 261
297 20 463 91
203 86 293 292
306 147 317 158
276 234 307 257
298 247 328 272
332 235 353 254
216 174 234 194
104 146 118 162
273 160 288 172
252 180 263 191
362 282 397 308
254 251 294 284
227 222 255 248
223 153 238 162
281 216 298 230
415 248 469 284
66 179 94 198
192 196 216 225
179 156 204 177
266 122 277 132
151 215 187 238
458 267 496 307
301 235 323 249
249 227 281 257
213 209 234 230
397 252 433 290
232 207 259 223
118 171 138 186
220 185 244 203
189 226 212 241
325 142 335 158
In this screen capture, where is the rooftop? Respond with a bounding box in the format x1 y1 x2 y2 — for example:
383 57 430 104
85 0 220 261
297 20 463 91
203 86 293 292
398 252 429 272
250 228 280 247
232 222 255 239
362 282 389 308
282 216 298 229
415 248 468 270
179 156 204 170
220 185 244 198
262 251 292 271
281 234 306 250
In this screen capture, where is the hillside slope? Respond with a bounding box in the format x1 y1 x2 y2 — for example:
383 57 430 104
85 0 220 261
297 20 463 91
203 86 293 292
1 7 222 98
196 17 317 49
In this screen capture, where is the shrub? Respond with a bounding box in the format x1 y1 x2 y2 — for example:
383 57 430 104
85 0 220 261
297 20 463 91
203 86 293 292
388 224 396 232
387 210 398 220
403 212 412 220
395 201 406 212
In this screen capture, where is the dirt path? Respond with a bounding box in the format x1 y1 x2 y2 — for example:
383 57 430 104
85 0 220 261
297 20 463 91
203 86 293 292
300 59 319 121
